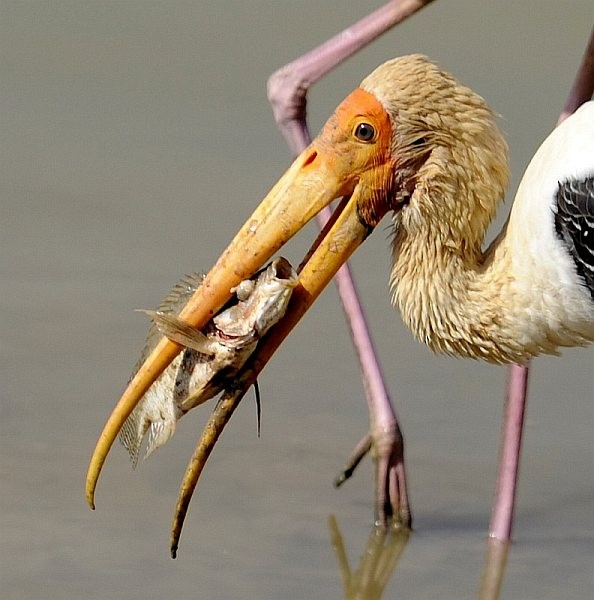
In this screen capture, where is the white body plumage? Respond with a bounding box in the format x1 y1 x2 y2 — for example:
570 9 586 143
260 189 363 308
504 101 594 353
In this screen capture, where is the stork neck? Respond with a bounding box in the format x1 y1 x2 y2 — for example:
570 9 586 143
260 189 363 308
389 208 530 363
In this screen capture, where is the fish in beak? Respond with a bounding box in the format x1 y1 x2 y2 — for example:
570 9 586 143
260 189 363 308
120 257 298 467
86 86 405 554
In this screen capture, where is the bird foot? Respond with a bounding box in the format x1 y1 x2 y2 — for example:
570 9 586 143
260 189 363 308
334 423 412 530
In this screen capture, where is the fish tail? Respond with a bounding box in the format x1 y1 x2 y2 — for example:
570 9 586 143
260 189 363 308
144 417 178 460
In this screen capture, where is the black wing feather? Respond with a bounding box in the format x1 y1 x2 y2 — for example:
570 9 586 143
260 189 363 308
554 175 594 299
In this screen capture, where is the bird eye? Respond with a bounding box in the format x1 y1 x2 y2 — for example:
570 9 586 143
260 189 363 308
354 122 376 142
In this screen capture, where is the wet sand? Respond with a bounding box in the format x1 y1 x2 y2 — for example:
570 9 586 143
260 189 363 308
2 2 593 598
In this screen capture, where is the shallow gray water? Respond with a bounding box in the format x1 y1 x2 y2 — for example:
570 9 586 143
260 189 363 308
2 2 593 598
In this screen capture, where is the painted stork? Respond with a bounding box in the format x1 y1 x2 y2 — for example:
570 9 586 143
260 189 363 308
263 3 593 548
86 51 593 555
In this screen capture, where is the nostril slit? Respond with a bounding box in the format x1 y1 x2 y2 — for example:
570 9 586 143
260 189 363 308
303 151 317 167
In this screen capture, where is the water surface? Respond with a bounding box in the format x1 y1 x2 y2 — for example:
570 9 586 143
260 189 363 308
2 2 593 598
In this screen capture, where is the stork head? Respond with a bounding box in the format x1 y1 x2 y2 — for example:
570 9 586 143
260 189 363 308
86 55 510 516
361 55 509 255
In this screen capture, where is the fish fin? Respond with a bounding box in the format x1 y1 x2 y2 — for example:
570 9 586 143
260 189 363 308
137 309 215 356
132 272 206 373
157 272 205 315
119 405 149 468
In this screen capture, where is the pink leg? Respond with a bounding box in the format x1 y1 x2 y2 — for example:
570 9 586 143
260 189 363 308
267 0 435 527
490 24 594 541
558 26 594 123
489 363 529 541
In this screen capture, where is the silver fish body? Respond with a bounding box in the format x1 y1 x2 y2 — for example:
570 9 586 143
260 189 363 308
119 257 297 465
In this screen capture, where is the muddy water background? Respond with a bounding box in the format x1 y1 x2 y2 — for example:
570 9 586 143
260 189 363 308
2 2 593 598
